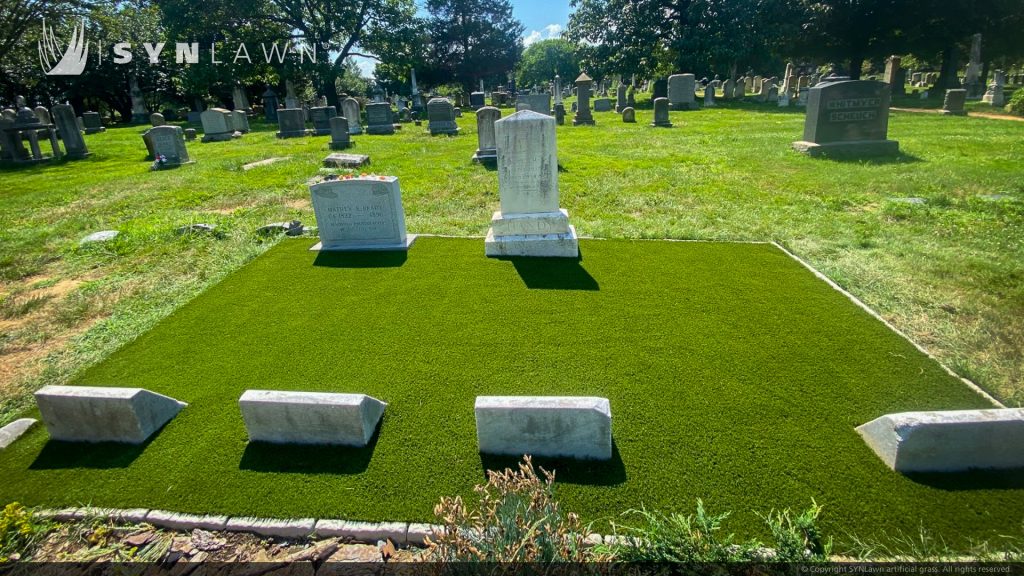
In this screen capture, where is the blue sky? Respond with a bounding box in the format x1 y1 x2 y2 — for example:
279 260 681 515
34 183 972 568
354 0 571 77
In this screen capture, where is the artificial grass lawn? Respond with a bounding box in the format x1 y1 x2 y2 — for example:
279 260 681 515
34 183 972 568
1 236 1021 543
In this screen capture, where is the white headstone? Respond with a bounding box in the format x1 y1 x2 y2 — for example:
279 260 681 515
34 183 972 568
239 390 386 446
309 175 414 251
35 385 186 444
475 396 612 460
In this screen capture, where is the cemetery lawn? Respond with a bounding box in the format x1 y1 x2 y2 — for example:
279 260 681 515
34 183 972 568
0 236 1022 545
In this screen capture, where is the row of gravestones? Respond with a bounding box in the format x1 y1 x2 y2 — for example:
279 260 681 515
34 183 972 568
275 97 462 143
0 99 91 163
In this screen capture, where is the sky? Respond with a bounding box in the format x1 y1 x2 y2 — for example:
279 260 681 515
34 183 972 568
353 0 571 78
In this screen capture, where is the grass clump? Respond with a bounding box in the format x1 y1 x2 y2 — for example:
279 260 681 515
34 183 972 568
427 456 594 562
0 503 52 562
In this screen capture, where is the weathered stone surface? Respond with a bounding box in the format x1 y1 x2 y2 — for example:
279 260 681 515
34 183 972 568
80 230 119 244
486 110 578 257
309 175 412 251
200 108 239 142
147 511 228 532
230 110 250 133
81 111 105 134
225 517 316 538
322 153 370 168
572 73 595 126
427 98 459 135
147 125 192 167
329 117 352 149
314 521 407 544
150 113 166 126
309 106 337 136
942 89 967 115
239 390 386 446
175 223 217 235
276 108 307 138
341 98 363 135
469 92 486 109
472 106 500 162
256 220 303 236
668 74 697 110
365 103 395 135
0 418 36 449
516 94 551 115
52 104 88 159
793 79 898 158
651 97 672 127
592 98 612 112
621 107 635 123
242 157 289 171
406 523 442 545
34 385 186 444
857 409 1024 473
475 396 612 460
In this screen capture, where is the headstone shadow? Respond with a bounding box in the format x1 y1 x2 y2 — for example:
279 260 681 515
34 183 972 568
478 441 627 486
30 437 153 470
814 150 923 165
238 423 382 475
498 252 599 291
905 468 1024 491
313 249 408 269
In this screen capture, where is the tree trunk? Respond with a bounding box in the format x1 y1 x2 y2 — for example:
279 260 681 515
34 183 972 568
321 67 341 110
935 44 961 91
848 55 863 80
980 60 990 89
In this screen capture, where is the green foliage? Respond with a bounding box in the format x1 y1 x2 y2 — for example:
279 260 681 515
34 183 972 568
427 457 593 562
760 501 831 562
1006 88 1024 116
605 502 759 562
422 0 524 92
517 39 580 90
0 503 51 562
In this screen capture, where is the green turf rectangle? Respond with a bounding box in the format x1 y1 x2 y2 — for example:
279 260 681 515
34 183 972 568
1 237 1019 542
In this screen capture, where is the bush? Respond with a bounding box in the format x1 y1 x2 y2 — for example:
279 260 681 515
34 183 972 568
1005 89 1024 116
0 503 51 563
605 501 760 562
426 456 595 562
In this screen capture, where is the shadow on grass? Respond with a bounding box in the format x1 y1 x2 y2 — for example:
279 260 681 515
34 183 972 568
313 249 408 269
498 251 598 291
30 438 152 470
906 468 1024 491
810 150 924 165
239 424 381 474
479 442 627 486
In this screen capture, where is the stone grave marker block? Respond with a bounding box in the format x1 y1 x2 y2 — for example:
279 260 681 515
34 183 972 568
308 175 414 251
276 108 307 138
792 79 898 158
341 98 363 135
472 106 501 163
239 390 386 446
668 74 697 110
329 116 352 149
365 103 395 135
475 396 612 460
309 106 336 136
34 385 186 444
427 98 459 135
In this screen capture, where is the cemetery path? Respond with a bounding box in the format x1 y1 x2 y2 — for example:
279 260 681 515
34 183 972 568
892 107 1024 121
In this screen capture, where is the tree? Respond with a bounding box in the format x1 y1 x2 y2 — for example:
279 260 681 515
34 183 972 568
793 0 915 79
0 0 94 82
517 39 580 90
423 0 524 94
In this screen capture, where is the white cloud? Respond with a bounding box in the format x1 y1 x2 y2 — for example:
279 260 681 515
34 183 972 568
523 23 563 46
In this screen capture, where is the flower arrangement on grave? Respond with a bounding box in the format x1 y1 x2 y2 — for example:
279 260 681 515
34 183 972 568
150 154 168 171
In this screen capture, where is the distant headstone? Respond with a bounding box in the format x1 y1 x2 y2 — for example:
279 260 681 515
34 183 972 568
323 153 369 168
792 79 899 158
485 110 578 258
516 94 551 115
668 74 697 110
309 175 413 251
593 97 612 112
329 116 352 149
232 84 251 112
427 98 459 135
475 396 612 460
553 102 565 125
704 85 717 107
184 128 196 141
35 385 187 444
651 97 672 127
941 89 968 115
722 78 734 100
470 92 486 109
263 87 279 122
309 106 336 136
653 78 668 99
239 390 386 446
622 107 636 123
150 112 166 126
472 106 501 163
857 409 1024 473
341 98 363 135
51 104 88 159
147 125 192 168
616 84 627 113
82 111 105 134
276 108 307 138
200 108 240 142
365 103 395 135
573 73 595 126
231 110 250 133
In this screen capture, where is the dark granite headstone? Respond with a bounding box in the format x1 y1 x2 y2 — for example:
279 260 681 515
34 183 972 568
653 79 668 99
147 125 192 167
365 103 395 135
792 79 898 157
309 106 337 136
470 92 486 109
276 108 307 138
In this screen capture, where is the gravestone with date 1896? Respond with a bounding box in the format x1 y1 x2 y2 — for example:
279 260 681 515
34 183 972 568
792 78 898 158
308 175 415 251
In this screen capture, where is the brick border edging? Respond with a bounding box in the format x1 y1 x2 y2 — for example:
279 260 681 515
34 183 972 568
33 507 610 547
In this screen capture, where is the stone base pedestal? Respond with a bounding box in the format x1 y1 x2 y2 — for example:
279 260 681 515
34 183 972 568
472 148 497 163
367 124 396 135
311 234 417 252
329 141 352 150
202 131 241 143
572 116 595 126
651 120 673 128
670 102 698 110
83 127 106 135
792 139 899 158
485 210 579 258
428 122 459 136
277 130 309 139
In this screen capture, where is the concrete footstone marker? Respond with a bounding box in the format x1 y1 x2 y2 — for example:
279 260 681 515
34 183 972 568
239 390 386 446
34 386 186 443
857 408 1024 473
475 396 612 460
0 418 36 449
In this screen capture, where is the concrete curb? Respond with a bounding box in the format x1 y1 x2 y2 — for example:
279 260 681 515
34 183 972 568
771 241 1005 408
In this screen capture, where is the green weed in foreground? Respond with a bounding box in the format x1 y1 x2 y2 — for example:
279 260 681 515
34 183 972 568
0 238 1020 545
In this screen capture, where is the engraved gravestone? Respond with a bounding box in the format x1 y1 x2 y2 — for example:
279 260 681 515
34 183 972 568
200 108 240 142
365 103 395 135
472 106 501 163
341 98 363 134
593 97 612 112
231 110 250 133
651 98 672 127
82 111 105 134
309 175 414 251
309 106 336 136
427 98 459 135
329 116 351 149
792 79 898 158
621 107 635 123
668 74 697 110
616 84 627 112
942 89 967 115
51 104 88 159
150 112 166 126
276 108 307 138
148 125 192 167
515 94 551 115
572 73 595 126
470 91 486 109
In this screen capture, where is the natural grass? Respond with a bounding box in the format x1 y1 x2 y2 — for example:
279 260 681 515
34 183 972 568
0 237 1021 546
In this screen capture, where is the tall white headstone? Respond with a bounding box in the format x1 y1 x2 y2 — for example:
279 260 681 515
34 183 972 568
484 110 578 258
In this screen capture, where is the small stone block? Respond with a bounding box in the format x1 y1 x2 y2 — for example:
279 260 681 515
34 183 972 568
0 418 36 449
35 385 186 444
857 408 1024 473
484 226 579 258
80 230 119 245
323 153 370 168
475 396 612 460
489 209 571 236
225 517 316 538
792 140 899 158
239 390 386 446
146 510 229 532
